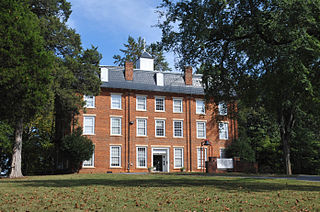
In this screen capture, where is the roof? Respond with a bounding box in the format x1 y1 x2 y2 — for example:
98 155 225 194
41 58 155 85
140 51 153 59
101 66 205 95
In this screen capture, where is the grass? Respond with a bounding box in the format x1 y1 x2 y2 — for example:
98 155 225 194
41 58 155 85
0 173 320 211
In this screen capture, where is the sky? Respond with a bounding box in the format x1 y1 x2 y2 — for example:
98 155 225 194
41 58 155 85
67 0 176 70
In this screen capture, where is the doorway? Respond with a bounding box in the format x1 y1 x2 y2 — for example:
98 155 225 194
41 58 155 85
152 148 169 172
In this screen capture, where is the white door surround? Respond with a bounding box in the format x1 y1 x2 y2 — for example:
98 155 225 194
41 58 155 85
152 147 170 172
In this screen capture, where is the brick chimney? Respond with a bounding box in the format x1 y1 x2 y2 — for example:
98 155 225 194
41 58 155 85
125 61 133 81
184 66 193 85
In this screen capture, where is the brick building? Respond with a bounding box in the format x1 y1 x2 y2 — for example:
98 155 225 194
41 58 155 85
78 52 237 173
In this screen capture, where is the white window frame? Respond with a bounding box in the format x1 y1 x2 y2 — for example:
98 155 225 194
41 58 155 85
136 146 147 168
173 120 183 138
83 145 95 167
111 94 122 109
110 117 122 136
155 96 165 112
219 122 229 140
84 95 95 108
196 99 205 114
136 118 147 136
174 148 184 168
196 121 206 139
110 146 121 167
83 116 95 135
155 119 165 137
218 102 228 115
197 148 207 169
136 95 147 111
173 98 183 113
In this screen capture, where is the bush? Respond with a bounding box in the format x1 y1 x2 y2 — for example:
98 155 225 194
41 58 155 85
226 138 255 162
60 127 94 173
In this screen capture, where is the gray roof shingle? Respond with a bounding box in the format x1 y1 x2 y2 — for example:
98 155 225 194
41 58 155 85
101 67 204 95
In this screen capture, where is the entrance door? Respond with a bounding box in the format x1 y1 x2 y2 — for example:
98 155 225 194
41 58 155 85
153 155 163 171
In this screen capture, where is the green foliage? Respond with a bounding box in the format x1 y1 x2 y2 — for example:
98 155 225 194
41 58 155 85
0 122 13 174
226 138 255 162
0 0 53 123
60 128 94 172
113 36 171 71
159 0 320 174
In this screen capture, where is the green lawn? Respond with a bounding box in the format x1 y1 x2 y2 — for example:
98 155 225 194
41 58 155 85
0 173 319 211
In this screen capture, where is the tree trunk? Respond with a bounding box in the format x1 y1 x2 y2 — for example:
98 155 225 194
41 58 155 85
279 110 295 175
9 118 24 178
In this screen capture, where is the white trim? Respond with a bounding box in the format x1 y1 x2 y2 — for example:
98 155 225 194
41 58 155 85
173 98 183 113
82 145 95 168
155 119 165 137
174 147 184 168
196 121 206 139
172 118 184 121
136 146 147 168
110 145 121 168
84 95 95 108
136 118 147 136
111 93 122 109
196 99 206 114
151 147 170 172
173 120 183 138
110 117 122 136
83 116 95 135
154 117 166 120
83 114 96 116
136 95 147 111
155 96 165 112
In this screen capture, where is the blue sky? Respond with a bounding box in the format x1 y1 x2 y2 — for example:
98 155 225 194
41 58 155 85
67 0 176 70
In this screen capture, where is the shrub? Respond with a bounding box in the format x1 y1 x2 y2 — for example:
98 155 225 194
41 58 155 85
226 138 255 162
60 127 94 173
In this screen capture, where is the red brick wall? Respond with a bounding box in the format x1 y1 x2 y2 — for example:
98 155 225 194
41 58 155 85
78 88 236 173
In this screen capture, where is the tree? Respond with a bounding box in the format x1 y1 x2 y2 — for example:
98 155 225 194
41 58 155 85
27 0 102 168
0 0 53 178
60 127 94 173
113 36 171 71
158 0 320 175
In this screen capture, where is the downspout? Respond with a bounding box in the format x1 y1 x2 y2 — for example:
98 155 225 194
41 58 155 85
127 92 131 173
189 97 192 172
124 92 127 172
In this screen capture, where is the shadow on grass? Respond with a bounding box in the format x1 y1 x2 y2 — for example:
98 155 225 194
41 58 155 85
1 174 320 192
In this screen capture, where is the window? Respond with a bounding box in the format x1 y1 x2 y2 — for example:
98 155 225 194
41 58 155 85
137 118 147 136
174 148 184 168
173 120 183 137
83 116 95 135
220 148 227 158
110 146 121 167
84 95 95 108
111 94 121 109
196 121 206 138
136 147 147 168
218 102 227 115
219 122 229 140
155 97 165 112
136 95 147 111
83 145 94 167
155 120 165 137
111 117 121 135
173 98 183 113
196 99 205 114
197 148 207 169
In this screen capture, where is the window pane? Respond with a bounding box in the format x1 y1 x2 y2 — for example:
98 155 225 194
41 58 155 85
173 99 182 112
174 148 183 168
137 96 146 110
111 146 120 167
197 122 206 138
84 95 94 108
111 118 121 135
83 146 95 167
155 120 165 136
218 102 227 115
197 148 207 168
196 100 205 114
155 98 164 111
219 122 228 140
111 95 121 109
84 117 94 134
174 121 183 137
137 147 146 167
137 119 146 136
